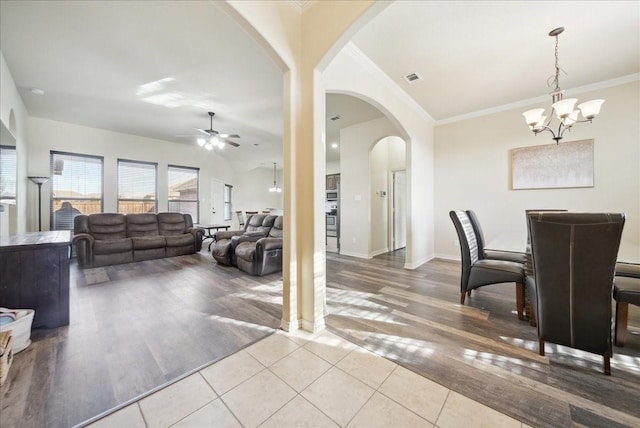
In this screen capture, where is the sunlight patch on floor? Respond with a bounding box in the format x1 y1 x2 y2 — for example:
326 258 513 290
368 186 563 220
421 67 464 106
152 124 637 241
207 314 275 332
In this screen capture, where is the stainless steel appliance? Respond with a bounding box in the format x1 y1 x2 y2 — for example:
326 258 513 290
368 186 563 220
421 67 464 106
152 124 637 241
326 214 338 237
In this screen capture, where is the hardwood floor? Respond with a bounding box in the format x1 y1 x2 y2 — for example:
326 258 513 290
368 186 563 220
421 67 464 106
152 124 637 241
0 251 282 428
2 247 638 427
325 250 640 427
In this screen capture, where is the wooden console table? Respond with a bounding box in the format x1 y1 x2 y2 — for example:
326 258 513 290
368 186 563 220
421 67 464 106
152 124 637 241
0 231 71 328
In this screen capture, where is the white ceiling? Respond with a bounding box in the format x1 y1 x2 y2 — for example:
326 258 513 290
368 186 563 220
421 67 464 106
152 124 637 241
352 1 639 120
1 1 639 170
0 1 283 172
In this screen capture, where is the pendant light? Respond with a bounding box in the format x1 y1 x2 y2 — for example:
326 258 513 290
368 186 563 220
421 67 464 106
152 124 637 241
269 162 281 193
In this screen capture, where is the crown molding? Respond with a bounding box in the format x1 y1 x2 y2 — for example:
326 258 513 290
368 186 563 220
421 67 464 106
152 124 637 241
436 73 640 126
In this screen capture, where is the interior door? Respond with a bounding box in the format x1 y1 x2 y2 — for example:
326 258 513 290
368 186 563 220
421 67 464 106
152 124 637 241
393 170 407 250
210 179 225 224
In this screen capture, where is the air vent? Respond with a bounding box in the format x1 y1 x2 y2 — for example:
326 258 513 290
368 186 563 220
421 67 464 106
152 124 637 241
330 115 341 121
404 72 422 84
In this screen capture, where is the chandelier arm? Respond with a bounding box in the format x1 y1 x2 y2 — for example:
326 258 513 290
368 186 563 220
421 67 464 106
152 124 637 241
532 124 559 141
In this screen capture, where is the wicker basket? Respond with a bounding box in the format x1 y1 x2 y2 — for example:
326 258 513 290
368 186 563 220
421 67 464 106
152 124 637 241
0 331 13 386
0 309 34 353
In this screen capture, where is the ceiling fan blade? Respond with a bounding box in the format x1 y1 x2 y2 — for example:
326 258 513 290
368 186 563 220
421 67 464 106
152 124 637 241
194 128 212 136
218 133 240 139
223 140 240 147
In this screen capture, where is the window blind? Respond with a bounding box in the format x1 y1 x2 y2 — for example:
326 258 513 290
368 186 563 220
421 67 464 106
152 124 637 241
224 184 232 221
168 165 199 223
0 145 17 203
118 159 157 214
50 151 103 230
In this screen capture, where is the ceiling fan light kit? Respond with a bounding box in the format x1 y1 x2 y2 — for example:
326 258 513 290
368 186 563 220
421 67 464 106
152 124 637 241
523 27 604 144
194 112 240 150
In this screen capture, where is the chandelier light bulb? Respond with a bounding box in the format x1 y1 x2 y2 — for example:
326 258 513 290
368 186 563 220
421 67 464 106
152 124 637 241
552 98 577 119
204 142 213 151
523 108 545 127
532 116 547 132
197 138 206 147
578 99 605 120
562 110 579 127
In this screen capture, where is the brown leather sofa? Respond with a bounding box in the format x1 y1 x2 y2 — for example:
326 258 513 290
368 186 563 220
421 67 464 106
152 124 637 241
73 212 204 268
211 214 283 275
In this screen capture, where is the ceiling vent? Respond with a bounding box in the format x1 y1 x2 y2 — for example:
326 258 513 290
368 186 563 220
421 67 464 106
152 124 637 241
330 115 341 121
404 72 422 84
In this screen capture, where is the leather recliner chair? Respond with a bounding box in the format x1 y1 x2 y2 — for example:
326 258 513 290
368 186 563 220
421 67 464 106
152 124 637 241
211 214 276 265
234 216 283 275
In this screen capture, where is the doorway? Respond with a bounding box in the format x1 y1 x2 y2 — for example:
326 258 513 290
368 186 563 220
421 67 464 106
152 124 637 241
392 170 406 250
210 178 225 225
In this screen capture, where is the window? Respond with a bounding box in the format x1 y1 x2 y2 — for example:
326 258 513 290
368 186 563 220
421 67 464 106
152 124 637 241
0 145 17 204
118 159 157 214
168 165 199 222
224 184 232 221
50 151 103 230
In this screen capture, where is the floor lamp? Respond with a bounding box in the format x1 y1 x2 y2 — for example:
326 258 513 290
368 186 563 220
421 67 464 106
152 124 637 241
28 176 49 232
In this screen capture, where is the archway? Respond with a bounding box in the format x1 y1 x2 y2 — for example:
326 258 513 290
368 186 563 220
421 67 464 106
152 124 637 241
225 1 435 332
370 135 407 259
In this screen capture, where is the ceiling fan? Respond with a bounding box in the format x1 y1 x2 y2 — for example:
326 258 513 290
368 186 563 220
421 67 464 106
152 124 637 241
193 112 240 150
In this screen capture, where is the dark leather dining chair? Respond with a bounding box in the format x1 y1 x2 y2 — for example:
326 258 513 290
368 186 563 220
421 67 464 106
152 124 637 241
613 276 640 347
466 210 526 263
524 209 569 326
449 210 525 319
528 212 625 375
615 262 640 279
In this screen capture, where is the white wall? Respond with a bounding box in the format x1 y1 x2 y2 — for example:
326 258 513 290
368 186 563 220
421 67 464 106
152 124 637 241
369 140 388 255
233 166 284 215
26 117 238 231
326 160 340 175
435 80 640 259
0 51 29 234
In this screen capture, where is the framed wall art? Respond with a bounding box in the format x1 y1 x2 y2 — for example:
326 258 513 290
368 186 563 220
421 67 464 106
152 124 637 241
511 139 594 190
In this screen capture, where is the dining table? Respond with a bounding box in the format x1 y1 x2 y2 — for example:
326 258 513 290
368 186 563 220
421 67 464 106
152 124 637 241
195 224 231 250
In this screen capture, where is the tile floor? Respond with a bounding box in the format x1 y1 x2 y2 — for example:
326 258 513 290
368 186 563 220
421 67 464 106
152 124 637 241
88 330 531 428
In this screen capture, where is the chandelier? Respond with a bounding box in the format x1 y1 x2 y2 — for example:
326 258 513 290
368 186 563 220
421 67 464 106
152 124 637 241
522 27 604 143
269 162 281 193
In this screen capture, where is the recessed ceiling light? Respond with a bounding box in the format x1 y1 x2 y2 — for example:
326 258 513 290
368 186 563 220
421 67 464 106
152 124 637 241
30 87 45 95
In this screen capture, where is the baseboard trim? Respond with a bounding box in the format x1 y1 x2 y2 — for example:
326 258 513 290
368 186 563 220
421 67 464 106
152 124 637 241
404 254 434 270
434 253 460 262
370 247 389 257
301 317 326 334
280 318 301 333
338 250 371 259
